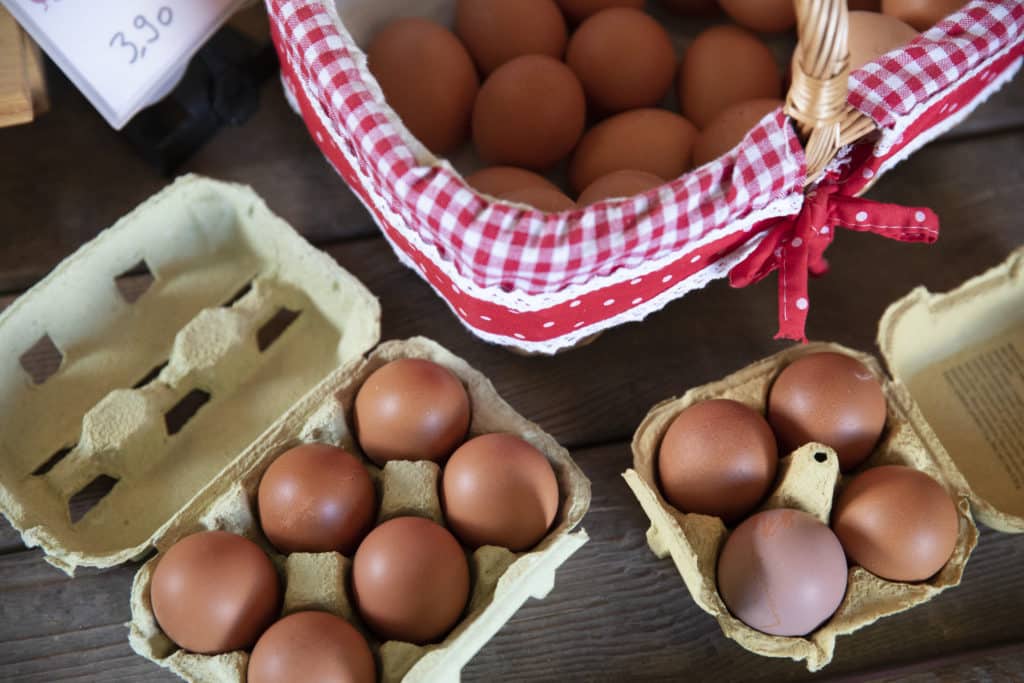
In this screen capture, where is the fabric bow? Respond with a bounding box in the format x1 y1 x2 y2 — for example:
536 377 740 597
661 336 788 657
729 183 940 342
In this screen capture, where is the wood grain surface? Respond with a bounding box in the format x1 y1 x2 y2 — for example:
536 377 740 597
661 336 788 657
1 42 1023 683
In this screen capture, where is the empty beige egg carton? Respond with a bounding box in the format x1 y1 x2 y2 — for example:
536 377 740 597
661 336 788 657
0 175 380 574
624 341 979 671
128 337 591 682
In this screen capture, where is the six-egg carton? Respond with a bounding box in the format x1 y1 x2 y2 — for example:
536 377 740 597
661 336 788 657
625 243 1024 671
0 175 590 681
130 337 590 682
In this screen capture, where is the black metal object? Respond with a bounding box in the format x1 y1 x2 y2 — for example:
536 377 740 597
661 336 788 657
120 24 278 175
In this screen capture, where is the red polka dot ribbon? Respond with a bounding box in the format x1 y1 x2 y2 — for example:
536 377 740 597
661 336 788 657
728 183 940 343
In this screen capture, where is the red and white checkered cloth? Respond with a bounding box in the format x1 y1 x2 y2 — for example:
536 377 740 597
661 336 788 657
851 1 1023 127
267 0 1023 353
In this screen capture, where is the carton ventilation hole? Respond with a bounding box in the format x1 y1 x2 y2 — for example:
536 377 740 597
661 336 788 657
69 475 119 524
164 389 212 435
257 307 301 352
115 260 155 304
32 445 75 476
814 452 828 463
20 334 63 384
223 281 254 307
133 361 168 389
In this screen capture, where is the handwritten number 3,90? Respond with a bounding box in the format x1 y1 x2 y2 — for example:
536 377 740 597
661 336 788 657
109 6 174 65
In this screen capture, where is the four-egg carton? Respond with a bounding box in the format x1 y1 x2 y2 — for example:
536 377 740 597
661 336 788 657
625 247 1024 670
0 175 590 681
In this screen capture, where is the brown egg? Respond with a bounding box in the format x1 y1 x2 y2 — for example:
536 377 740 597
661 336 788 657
456 0 568 75
848 11 919 71
443 433 560 551
833 465 960 582
693 98 783 166
556 0 645 24
466 166 564 198
718 509 848 636
473 55 586 170
258 443 376 555
882 0 968 31
659 0 720 15
466 166 563 198
367 18 479 155
354 358 471 466
768 352 888 471
658 399 778 524
499 186 577 212
569 108 697 194
678 25 782 129
352 516 470 644
248 611 376 683
565 8 677 113
577 169 663 206
718 0 796 33
150 531 281 654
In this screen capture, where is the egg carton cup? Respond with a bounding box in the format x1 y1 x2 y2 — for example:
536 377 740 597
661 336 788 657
128 337 591 683
0 175 381 575
623 341 979 671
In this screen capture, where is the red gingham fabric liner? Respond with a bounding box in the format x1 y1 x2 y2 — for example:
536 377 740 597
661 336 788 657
267 0 805 297
267 0 1023 351
850 0 1023 128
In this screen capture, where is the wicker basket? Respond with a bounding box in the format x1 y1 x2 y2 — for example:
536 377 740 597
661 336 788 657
267 0 1022 353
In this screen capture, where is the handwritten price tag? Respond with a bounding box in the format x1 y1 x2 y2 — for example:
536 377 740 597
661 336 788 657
1 0 248 129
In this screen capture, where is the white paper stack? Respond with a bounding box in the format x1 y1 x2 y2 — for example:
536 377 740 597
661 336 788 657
1 0 249 129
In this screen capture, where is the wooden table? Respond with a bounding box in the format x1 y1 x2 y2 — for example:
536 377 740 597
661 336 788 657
1 55 1023 682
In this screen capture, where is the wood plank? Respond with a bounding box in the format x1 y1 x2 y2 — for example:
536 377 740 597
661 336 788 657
0 64 376 294
830 642 1024 682
0 6 33 128
1 129 1022 554
21 33 48 117
0 63 1021 295
0 442 1020 681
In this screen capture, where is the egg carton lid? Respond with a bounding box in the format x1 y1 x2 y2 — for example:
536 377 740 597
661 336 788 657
0 175 382 573
877 245 1024 533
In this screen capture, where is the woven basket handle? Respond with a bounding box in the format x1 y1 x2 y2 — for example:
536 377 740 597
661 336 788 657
786 0 875 186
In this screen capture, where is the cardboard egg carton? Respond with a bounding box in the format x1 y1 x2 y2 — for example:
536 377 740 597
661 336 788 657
129 337 591 682
0 175 590 681
624 341 979 671
0 175 380 574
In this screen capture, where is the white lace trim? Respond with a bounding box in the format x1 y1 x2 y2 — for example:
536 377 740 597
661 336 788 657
408 233 770 355
872 48 1022 157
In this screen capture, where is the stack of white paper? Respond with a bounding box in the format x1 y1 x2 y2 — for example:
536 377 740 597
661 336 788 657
2 0 249 129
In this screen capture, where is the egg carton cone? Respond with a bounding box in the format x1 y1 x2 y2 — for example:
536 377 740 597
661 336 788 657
0 174 381 574
128 337 590 682
623 341 978 671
